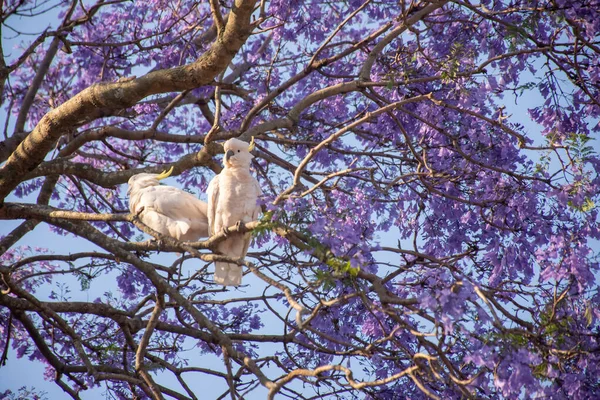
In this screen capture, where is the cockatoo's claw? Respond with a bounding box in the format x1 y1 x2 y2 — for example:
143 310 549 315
151 238 164 250
222 226 230 237
235 220 243 231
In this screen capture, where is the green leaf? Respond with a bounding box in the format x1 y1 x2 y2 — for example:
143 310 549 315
532 362 548 378
581 198 595 213
315 269 336 291
584 301 593 327
568 198 595 213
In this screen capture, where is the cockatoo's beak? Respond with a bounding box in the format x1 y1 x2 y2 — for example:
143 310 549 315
156 166 174 180
225 150 234 162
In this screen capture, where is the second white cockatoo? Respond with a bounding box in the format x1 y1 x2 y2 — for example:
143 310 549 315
127 167 209 241
207 137 262 286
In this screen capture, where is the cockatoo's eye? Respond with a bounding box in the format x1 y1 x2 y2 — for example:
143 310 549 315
237 150 240 153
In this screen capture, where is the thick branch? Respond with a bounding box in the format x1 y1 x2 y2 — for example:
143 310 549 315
24 144 221 187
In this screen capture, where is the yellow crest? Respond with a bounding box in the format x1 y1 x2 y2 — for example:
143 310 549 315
248 136 255 152
156 166 174 180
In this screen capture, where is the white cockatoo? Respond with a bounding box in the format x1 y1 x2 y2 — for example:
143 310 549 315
127 167 209 241
207 137 262 286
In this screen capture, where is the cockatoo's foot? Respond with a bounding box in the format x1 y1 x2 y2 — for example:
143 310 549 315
235 220 243 231
149 237 164 250
222 226 231 237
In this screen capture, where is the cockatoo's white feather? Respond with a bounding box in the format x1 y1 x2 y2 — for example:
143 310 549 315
128 167 209 241
207 138 262 286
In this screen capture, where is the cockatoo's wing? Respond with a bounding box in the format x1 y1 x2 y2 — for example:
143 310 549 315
251 178 263 220
132 184 209 241
138 187 205 218
140 209 191 238
233 177 261 269
207 174 220 236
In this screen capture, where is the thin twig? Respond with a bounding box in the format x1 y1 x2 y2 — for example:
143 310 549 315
135 293 166 400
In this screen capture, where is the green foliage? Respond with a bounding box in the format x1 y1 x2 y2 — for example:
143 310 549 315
252 210 278 238
314 269 336 291
503 331 529 347
326 257 359 277
253 210 360 287
441 43 465 82
146 362 167 372
102 343 121 354
73 263 102 291
514 81 538 97
568 197 595 213
565 132 596 167
532 362 547 377
584 301 593 327
537 132 596 212
539 299 576 347
314 258 359 291
303 230 360 282
385 75 396 90
534 152 551 174
505 12 541 52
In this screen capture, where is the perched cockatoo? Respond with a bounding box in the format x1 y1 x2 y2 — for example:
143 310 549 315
127 167 209 241
207 137 262 286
